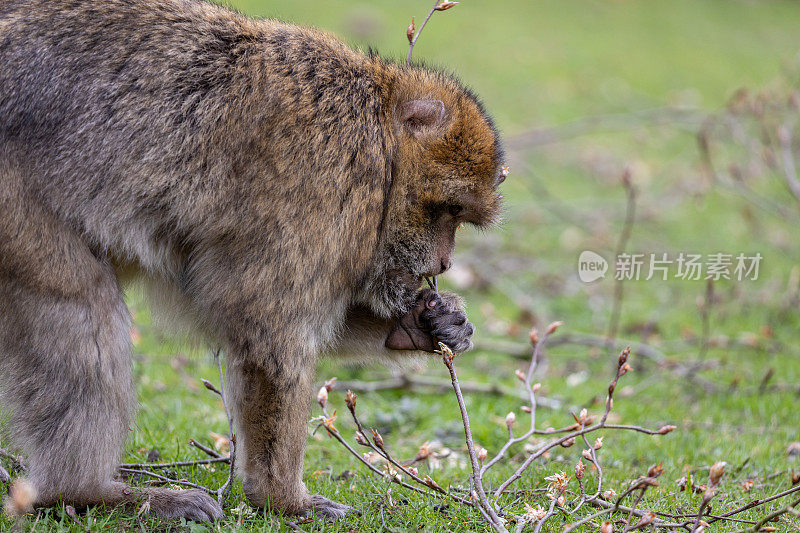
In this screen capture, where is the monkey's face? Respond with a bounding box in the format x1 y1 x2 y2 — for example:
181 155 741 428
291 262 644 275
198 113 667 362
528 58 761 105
359 82 505 318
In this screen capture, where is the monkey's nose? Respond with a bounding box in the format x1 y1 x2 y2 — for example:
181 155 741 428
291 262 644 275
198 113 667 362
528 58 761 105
439 258 451 274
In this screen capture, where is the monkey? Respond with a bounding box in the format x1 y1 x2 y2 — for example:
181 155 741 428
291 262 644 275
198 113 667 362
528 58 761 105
0 0 505 522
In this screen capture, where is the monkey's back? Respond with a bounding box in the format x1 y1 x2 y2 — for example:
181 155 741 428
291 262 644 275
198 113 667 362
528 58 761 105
0 0 391 278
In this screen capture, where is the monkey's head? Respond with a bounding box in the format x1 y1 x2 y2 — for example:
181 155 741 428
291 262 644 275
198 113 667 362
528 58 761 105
359 67 506 318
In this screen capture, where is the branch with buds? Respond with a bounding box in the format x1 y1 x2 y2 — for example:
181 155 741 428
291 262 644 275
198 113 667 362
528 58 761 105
314 322 681 532
119 349 236 508
314 317 800 531
405 1 459 66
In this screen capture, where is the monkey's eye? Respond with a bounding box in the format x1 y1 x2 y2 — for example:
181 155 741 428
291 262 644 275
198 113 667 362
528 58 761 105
448 204 463 217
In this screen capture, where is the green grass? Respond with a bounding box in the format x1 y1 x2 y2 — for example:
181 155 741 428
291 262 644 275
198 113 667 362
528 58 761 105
3 0 800 531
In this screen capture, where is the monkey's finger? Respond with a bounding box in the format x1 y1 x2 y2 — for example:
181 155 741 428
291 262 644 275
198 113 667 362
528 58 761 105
428 309 467 327
419 289 441 310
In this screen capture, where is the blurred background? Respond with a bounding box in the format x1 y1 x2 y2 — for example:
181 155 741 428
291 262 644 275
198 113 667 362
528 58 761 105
16 1 800 530
136 0 798 528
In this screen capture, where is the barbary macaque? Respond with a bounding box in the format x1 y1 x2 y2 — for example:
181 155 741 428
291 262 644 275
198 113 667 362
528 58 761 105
0 0 505 521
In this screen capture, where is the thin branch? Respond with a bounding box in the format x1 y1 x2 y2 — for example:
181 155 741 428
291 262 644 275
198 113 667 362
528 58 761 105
606 168 637 353
729 494 800 533
188 439 223 459
698 279 713 360
118 467 215 494
440 344 508 532
406 2 444 65
120 457 230 469
213 349 237 507
778 124 800 206
481 323 559 478
316 411 449 503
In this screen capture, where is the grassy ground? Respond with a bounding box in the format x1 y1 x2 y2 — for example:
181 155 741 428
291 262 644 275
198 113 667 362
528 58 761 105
3 0 800 531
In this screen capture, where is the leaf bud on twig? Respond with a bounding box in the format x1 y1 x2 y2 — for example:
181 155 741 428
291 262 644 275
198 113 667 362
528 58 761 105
371 428 384 449
415 442 432 461
434 1 459 11
647 462 664 478
201 379 221 396
476 446 488 462
633 511 655 529
575 459 585 481
618 347 630 366
424 476 443 491
709 461 726 487
505 411 516 429
406 17 415 43
529 328 539 346
316 386 328 408
546 321 563 335
345 389 357 413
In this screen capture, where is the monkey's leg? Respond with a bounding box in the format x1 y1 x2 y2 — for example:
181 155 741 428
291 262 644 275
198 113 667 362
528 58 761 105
0 192 221 521
226 359 356 518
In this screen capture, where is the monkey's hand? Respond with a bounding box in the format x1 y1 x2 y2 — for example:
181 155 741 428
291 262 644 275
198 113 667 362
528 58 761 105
385 289 474 353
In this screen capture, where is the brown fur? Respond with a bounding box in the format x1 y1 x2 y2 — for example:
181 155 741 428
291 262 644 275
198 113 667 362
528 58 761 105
0 0 504 520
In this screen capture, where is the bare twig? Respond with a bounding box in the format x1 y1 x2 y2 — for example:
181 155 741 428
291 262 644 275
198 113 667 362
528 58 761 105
118 467 215 494
698 279 713 360
778 124 800 206
606 167 637 353
188 439 223 459
120 457 230 469
212 349 237 507
730 493 800 533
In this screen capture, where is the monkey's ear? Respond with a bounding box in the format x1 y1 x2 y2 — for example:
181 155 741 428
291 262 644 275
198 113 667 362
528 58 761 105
398 99 447 138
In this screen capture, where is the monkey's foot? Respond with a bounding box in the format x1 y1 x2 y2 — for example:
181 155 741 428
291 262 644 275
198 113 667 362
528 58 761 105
139 487 223 522
303 494 359 519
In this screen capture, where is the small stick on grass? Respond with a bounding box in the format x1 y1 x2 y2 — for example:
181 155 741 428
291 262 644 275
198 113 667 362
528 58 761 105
188 439 223 459
118 467 215 494
120 457 230 469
